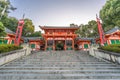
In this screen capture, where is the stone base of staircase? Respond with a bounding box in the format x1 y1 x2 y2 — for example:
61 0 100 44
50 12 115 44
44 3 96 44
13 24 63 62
0 51 120 80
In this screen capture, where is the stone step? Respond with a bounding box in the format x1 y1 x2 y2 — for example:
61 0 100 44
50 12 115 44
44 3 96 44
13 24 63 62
3 63 116 66
12 60 104 62
1 51 120 80
0 69 120 72
3 65 117 68
0 74 120 79
10 64 116 67
8 63 112 65
10 62 109 64
12 61 105 63
2 65 119 68
9 61 109 64
9 79 120 80
1 67 120 70
0 70 120 74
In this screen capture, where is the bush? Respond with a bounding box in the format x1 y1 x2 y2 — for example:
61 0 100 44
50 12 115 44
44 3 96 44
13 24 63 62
0 44 23 53
99 44 120 53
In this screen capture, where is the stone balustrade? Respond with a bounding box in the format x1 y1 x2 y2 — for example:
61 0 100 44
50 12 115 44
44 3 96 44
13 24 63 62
89 47 120 64
0 44 32 66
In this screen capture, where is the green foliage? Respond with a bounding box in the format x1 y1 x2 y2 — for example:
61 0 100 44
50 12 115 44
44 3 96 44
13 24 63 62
100 0 120 31
26 31 41 37
1 17 35 37
0 21 4 32
100 44 120 53
70 23 78 27
0 0 35 37
75 20 98 37
0 0 18 34
0 21 6 37
0 0 16 16
23 18 35 36
1 16 18 32
0 44 23 53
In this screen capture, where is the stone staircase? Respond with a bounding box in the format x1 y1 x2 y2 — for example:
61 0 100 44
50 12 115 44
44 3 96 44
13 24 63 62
0 51 120 80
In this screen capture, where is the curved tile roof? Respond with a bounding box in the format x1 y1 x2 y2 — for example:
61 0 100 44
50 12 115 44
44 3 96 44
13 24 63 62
106 26 120 34
5 27 15 34
40 26 79 30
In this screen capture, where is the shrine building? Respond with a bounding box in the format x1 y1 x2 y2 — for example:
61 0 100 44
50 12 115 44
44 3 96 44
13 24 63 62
105 26 120 45
0 26 93 51
0 28 24 45
40 26 79 50
26 26 92 51
0 26 92 51
96 26 120 45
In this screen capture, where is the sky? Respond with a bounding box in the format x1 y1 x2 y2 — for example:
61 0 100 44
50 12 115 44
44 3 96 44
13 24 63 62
9 0 106 31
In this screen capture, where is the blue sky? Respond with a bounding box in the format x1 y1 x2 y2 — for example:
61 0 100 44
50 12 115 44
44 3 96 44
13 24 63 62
9 0 106 31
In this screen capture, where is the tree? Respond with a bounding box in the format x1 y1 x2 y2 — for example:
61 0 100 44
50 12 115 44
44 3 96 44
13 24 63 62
70 23 78 27
0 0 17 33
0 0 35 37
0 0 16 17
26 31 42 37
75 20 98 37
87 20 98 37
1 17 35 37
1 16 18 32
0 21 6 37
100 0 120 31
23 18 35 36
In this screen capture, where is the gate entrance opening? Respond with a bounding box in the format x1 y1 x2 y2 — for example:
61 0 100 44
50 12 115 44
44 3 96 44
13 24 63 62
55 40 64 50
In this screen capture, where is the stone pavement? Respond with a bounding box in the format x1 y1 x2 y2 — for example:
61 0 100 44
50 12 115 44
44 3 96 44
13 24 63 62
0 50 120 80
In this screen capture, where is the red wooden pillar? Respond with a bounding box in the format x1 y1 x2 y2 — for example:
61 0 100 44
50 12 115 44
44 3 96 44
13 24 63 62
53 39 55 50
64 39 66 50
72 39 74 50
8 38 11 44
107 39 111 45
45 39 47 51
